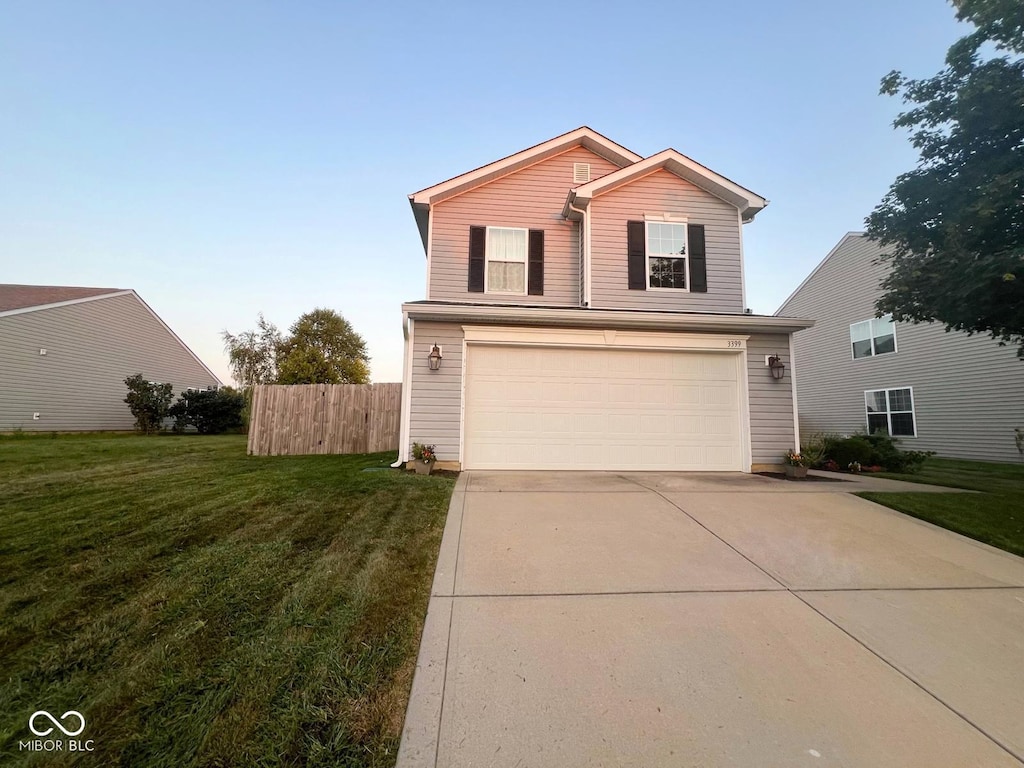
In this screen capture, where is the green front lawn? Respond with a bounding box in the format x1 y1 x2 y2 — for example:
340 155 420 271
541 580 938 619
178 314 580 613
858 457 1024 557
0 434 454 767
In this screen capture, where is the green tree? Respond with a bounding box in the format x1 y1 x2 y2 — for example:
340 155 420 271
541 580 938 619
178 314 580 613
865 0 1024 355
123 374 174 434
222 313 281 387
276 308 370 384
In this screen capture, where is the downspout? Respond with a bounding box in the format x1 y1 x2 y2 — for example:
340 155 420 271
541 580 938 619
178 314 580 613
789 333 801 454
566 196 590 308
391 311 415 468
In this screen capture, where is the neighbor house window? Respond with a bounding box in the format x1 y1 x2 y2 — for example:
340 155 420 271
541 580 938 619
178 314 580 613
647 221 688 289
865 387 916 437
850 315 896 359
486 227 527 293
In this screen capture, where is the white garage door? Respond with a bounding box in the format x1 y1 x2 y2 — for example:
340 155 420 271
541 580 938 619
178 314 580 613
463 345 744 471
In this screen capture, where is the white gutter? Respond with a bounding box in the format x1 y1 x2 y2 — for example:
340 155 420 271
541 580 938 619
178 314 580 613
403 302 814 334
390 311 415 468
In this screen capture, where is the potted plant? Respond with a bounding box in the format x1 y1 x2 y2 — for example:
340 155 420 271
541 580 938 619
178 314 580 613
411 442 437 475
784 450 808 479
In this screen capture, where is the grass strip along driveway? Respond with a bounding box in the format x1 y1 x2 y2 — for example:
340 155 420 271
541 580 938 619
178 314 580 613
859 457 1024 557
0 435 454 767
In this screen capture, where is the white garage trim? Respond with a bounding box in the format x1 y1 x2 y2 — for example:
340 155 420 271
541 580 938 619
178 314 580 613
463 325 748 351
459 332 468 467
460 326 752 471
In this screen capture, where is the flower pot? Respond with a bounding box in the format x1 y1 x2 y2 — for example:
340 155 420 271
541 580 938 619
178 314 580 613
785 465 808 479
414 459 435 476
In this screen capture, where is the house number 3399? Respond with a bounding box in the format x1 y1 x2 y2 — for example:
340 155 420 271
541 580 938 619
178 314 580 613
727 340 742 347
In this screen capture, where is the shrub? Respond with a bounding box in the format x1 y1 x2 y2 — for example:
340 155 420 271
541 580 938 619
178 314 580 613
124 374 174 434
861 430 935 473
828 436 875 468
800 433 837 468
169 388 245 434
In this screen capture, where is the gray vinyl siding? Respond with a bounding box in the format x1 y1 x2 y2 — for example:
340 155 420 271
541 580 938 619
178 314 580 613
747 333 796 466
408 321 464 462
779 234 1024 463
428 146 622 306
0 293 219 432
590 170 745 313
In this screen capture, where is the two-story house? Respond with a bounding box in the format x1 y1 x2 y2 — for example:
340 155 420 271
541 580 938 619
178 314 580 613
777 232 1024 463
395 127 813 471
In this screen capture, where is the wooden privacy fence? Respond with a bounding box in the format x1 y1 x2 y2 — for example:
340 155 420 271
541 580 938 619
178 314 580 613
247 383 402 456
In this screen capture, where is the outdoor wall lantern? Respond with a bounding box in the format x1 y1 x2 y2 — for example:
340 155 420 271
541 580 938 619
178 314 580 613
767 354 785 380
427 343 443 371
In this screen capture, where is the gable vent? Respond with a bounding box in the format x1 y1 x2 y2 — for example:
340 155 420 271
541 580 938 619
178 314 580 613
573 162 591 183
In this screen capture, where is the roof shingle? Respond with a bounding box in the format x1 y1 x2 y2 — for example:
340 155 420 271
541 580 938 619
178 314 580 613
0 284 126 313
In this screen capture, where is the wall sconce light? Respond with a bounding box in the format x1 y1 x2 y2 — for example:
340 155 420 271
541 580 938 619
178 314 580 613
427 343 443 371
767 354 785 380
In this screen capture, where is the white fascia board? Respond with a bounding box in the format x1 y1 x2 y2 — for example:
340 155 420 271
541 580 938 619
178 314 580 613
570 149 768 221
408 127 641 207
775 231 867 316
402 303 814 334
0 290 134 318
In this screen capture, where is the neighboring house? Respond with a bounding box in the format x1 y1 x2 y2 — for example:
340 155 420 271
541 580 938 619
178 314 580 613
0 284 222 431
777 233 1024 463
395 127 813 471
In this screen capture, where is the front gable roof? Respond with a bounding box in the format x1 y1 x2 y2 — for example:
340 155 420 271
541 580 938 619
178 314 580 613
565 149 768 222
408 127 642 250
775 231 867 315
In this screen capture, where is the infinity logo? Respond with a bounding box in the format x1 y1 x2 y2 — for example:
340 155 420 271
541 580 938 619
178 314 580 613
29 711 86 737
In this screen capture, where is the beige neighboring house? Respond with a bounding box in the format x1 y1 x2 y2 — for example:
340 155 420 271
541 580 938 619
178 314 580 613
396 127 813 471
0 284 221 432
777 232 1024 463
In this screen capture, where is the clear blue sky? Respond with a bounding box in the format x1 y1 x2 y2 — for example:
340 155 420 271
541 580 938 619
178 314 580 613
1 1 965 384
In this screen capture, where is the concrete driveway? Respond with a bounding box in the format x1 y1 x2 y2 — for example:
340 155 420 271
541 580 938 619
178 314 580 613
398 471 1024 767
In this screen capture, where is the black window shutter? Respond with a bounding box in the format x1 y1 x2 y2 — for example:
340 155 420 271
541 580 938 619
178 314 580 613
627 220 646 290
688 223 707 293
528 229 544 296
468 226 486 292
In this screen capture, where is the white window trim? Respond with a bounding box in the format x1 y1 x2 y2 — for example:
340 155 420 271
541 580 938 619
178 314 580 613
864 386 917 438
644 217 690 293
850 315 898 360
483 225 528 296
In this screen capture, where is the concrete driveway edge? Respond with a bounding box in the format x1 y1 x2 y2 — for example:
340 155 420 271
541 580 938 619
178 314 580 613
395 596 451 768
397 472 466 768
430 473 468 597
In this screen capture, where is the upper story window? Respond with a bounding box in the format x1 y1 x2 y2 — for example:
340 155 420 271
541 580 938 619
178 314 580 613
647 221 688 290
865 387 916 437
850 315 896 359
486 227 527 294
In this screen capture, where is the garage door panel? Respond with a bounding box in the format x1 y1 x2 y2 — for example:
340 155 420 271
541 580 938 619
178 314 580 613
464 345 744 471
703 384 738 406
575 382 605 403
541 382 575 401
